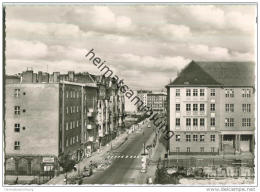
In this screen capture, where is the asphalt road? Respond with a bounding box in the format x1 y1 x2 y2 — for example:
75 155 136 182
82 123 154 184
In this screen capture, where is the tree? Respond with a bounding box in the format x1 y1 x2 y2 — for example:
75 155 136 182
58 153 77 173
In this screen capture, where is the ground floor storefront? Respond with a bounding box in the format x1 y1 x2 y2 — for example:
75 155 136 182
220 131 254 154
5 154 58 177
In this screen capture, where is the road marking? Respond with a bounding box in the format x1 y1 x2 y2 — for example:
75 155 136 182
126 156 128 158
130 156 133 158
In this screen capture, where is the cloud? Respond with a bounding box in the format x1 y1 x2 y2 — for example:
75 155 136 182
4 5 256 91
159 24 192 39
6 39 48 59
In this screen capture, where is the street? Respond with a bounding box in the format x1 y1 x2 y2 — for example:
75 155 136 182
82 123 154 184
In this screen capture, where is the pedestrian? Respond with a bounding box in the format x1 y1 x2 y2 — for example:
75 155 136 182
14 176 18 184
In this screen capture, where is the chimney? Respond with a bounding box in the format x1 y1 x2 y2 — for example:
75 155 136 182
68 71 75 82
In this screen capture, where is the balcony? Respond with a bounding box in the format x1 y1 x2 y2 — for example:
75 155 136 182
87 108 94 117
87 124 93 130
88 136 94 142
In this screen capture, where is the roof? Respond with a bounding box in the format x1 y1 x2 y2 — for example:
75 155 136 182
167 61 255 87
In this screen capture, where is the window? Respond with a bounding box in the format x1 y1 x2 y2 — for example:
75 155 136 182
242 104 251 112
176 147 180 152
193 135 198 141
66 139 69 147
14 89 20 97
193 118 198 126
200 135 205 142
176 104 180 111
66 122 69 130
70 91 73 98
200 104 205 111
193 89 198 96
200 118 205 126
186 89 191 96
70 122 73 129
70 138 72 145
176 89 180 96
186 104 191 111
225 89 234 97
176 118 180 126
211 147 215 152
210 104 215 112
66 91 69 98
76 106 79 113
210 118 215 126
70 106 73 113
225 118 234 127
14 123 20 132
76 136 79 142
14 141 20 150
73 106 76 113
186 135 191 142
225 104 234 112
76 121 79 127
200 147 204 152
210 135 216 142
242 118 251 127
200 89 205 96
242 89 251 98
193 104 198 111
66 107 69 114
176 135 181 142
187 147 190 152
73 121 75 128
14 106 20 115
76 92 79 98
210 89 215 96
186 118 191 126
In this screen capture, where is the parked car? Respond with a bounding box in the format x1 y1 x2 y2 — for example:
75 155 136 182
82 167 93 177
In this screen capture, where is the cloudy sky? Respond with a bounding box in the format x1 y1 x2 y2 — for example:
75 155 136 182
5 4 256 91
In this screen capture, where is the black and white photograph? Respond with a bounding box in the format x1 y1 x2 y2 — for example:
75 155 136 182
1 1 258 191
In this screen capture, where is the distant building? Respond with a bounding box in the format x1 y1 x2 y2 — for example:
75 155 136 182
136 90 152 111
147 92 167 112
166 61 255 155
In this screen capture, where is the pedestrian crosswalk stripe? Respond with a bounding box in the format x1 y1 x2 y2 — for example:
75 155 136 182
106 155 142 159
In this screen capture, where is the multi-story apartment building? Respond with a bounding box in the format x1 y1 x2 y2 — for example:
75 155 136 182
4 70 126 176
147 92 167 112
166 61 255 155
5 80 97 176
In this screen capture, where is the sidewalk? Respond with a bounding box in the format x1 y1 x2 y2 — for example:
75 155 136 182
47 131 129 185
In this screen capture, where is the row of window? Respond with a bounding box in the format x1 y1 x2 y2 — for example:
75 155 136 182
14 89 26 97
176 118 251 127
66 135 79 147
176 118 210 127
175 88 251 98
175 103 251 113
225 118 251 127
66 90 80 99
65 121 80 130
176 134 215 142
66 106 80 114
176 103 207 112
175 147 215 153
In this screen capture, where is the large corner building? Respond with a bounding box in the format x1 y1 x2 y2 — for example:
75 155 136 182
166 61 255 155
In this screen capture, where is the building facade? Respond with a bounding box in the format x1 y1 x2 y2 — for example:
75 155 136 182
4 70 125 176
166 61 255 155
147 92 167 112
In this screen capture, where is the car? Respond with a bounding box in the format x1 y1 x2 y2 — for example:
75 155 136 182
82 167 93 177
148 124 151 128
140 168 147 173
